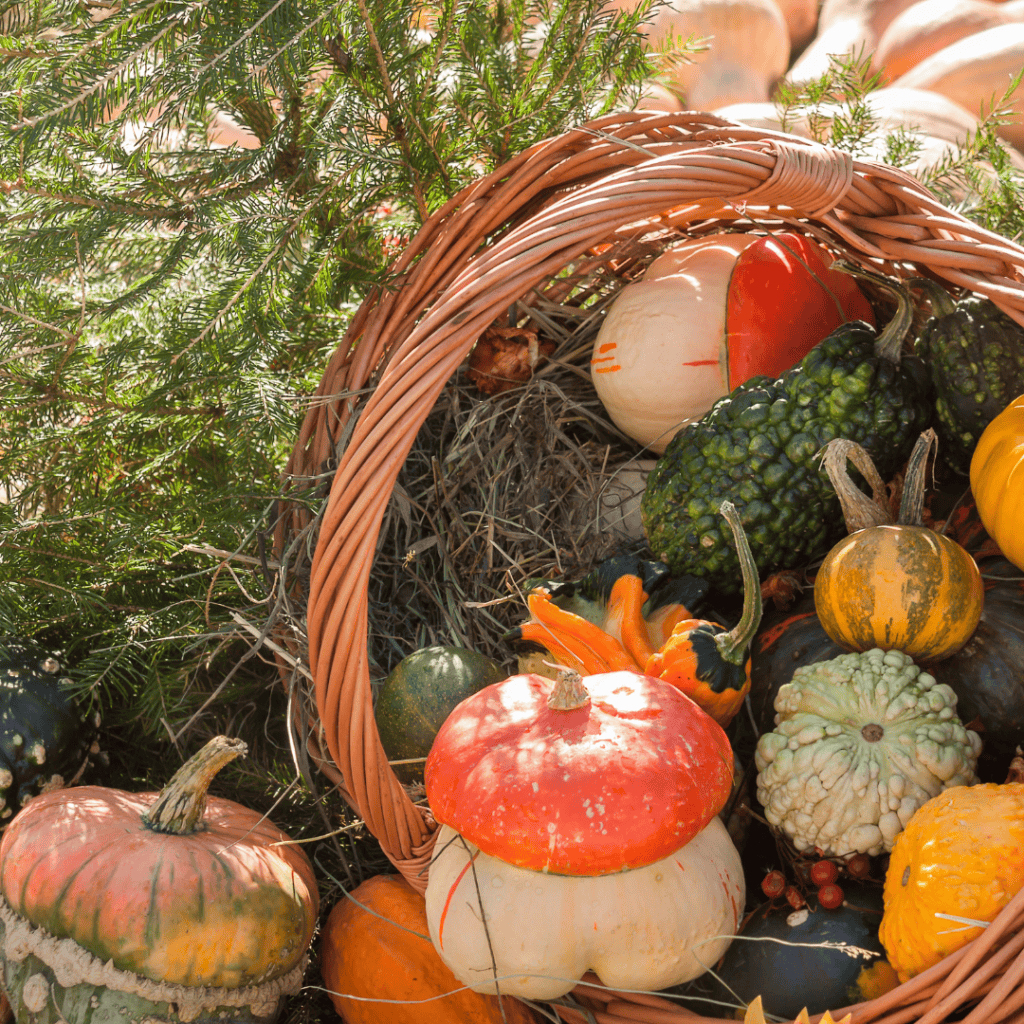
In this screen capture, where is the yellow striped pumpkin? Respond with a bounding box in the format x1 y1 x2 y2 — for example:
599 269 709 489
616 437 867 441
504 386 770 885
814 524 984 660
814 432 984 662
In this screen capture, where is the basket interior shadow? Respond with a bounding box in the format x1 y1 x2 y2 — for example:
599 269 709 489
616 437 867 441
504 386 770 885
269 110 1024 1024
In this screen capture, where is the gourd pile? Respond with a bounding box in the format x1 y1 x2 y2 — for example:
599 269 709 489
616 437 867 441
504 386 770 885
617 0 1024 181
328 240 1024 1023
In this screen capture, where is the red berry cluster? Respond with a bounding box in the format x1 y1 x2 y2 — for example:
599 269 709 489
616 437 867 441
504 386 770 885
759 854 869 911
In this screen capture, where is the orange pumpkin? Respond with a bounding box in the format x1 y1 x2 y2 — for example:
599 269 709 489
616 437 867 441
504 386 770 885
880 782 1024 981
0 736 319 1024
320 874 537 1024
970 393 1024 573
814 432 984 661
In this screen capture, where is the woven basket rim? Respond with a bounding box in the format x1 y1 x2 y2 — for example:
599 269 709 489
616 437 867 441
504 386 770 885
271 109 1024 1024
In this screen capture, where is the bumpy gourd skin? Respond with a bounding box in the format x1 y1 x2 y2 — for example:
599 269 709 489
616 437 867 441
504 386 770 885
754 648 981 858
916 296 1024 474
641 324 933 593
880 783 1024 982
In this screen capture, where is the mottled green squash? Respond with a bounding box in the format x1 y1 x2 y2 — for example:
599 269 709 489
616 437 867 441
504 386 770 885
915 280 1024 474
375 646 505 782
0 637 93 823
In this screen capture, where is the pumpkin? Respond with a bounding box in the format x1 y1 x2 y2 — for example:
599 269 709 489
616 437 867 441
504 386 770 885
751 548 1024 784
755 647 982 857
814 432 985 661
0 637 95 823
686 885 899 1019
872 0 1024 82
374 646 506 783
786 0 921 88
0 735 318 1024
610 0 791 108
590 231 874 453
320 874 537 1024
970 392 1024 572
644 500 764 727
879 782 1024 981
892 23 1024 150
423 667 743 1000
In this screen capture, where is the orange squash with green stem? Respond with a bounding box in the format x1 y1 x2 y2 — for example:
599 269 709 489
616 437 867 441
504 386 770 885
507 556 709 676
646 501 764 726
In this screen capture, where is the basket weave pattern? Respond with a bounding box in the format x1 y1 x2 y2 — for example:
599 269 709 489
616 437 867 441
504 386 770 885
274 111 1024 1024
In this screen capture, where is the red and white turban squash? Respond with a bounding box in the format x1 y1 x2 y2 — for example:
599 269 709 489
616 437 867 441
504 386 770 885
423 668 743 1000
590 231 875 453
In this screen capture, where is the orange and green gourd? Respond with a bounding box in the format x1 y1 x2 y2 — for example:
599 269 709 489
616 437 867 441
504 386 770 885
814 431 984 662
508 502 762 727
0 735 318 1024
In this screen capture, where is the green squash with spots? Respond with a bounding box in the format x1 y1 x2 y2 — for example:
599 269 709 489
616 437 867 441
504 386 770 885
641 266 932 594
914 280 1024 474
375 646 505 783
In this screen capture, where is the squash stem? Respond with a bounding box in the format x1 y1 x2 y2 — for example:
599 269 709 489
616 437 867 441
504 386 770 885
832 261 912 365
820 438 894 532
897 429 937 528
548 668 591 711
715 501 763 666
913 276 958 318
141 735 247 835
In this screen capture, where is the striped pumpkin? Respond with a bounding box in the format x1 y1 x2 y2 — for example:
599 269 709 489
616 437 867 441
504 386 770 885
0 736 318 992
814 432 984 662
814 524 984 660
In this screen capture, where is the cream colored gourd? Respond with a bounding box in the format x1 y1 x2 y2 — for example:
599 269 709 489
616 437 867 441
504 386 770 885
426 818 744 1000
786 0 920 88
755 648 982 857
597 458 658 541
609 0 790 108
873 0 1024 82
591 234 753 453
892 24 1024 150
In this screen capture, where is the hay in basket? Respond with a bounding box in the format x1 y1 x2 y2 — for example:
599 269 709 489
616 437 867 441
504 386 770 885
269 109 1024 1024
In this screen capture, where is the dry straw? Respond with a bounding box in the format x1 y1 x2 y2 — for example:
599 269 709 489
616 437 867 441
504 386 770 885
270 110 1024 1024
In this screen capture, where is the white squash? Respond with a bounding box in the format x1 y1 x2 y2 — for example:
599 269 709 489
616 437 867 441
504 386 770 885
596 458 658 541
423 669 743 1000
591 235 753 454
426 817 745 1000
755 648 982 858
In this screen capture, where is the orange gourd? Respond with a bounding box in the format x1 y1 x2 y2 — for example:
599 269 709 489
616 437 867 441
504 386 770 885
892 23 1024 150
880 782 1024 981
814 432 984 661
873 0 1024 82
320 875 537 1024
970 393 1024 573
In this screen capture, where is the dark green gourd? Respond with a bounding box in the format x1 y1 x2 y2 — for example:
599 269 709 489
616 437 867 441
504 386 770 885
914 279 1024 474
641 264 933 594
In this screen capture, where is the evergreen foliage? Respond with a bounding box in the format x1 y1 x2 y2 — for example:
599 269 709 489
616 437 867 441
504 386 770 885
0 0 656 748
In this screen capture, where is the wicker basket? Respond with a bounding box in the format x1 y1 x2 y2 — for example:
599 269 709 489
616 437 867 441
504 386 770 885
272 110 1024 1024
